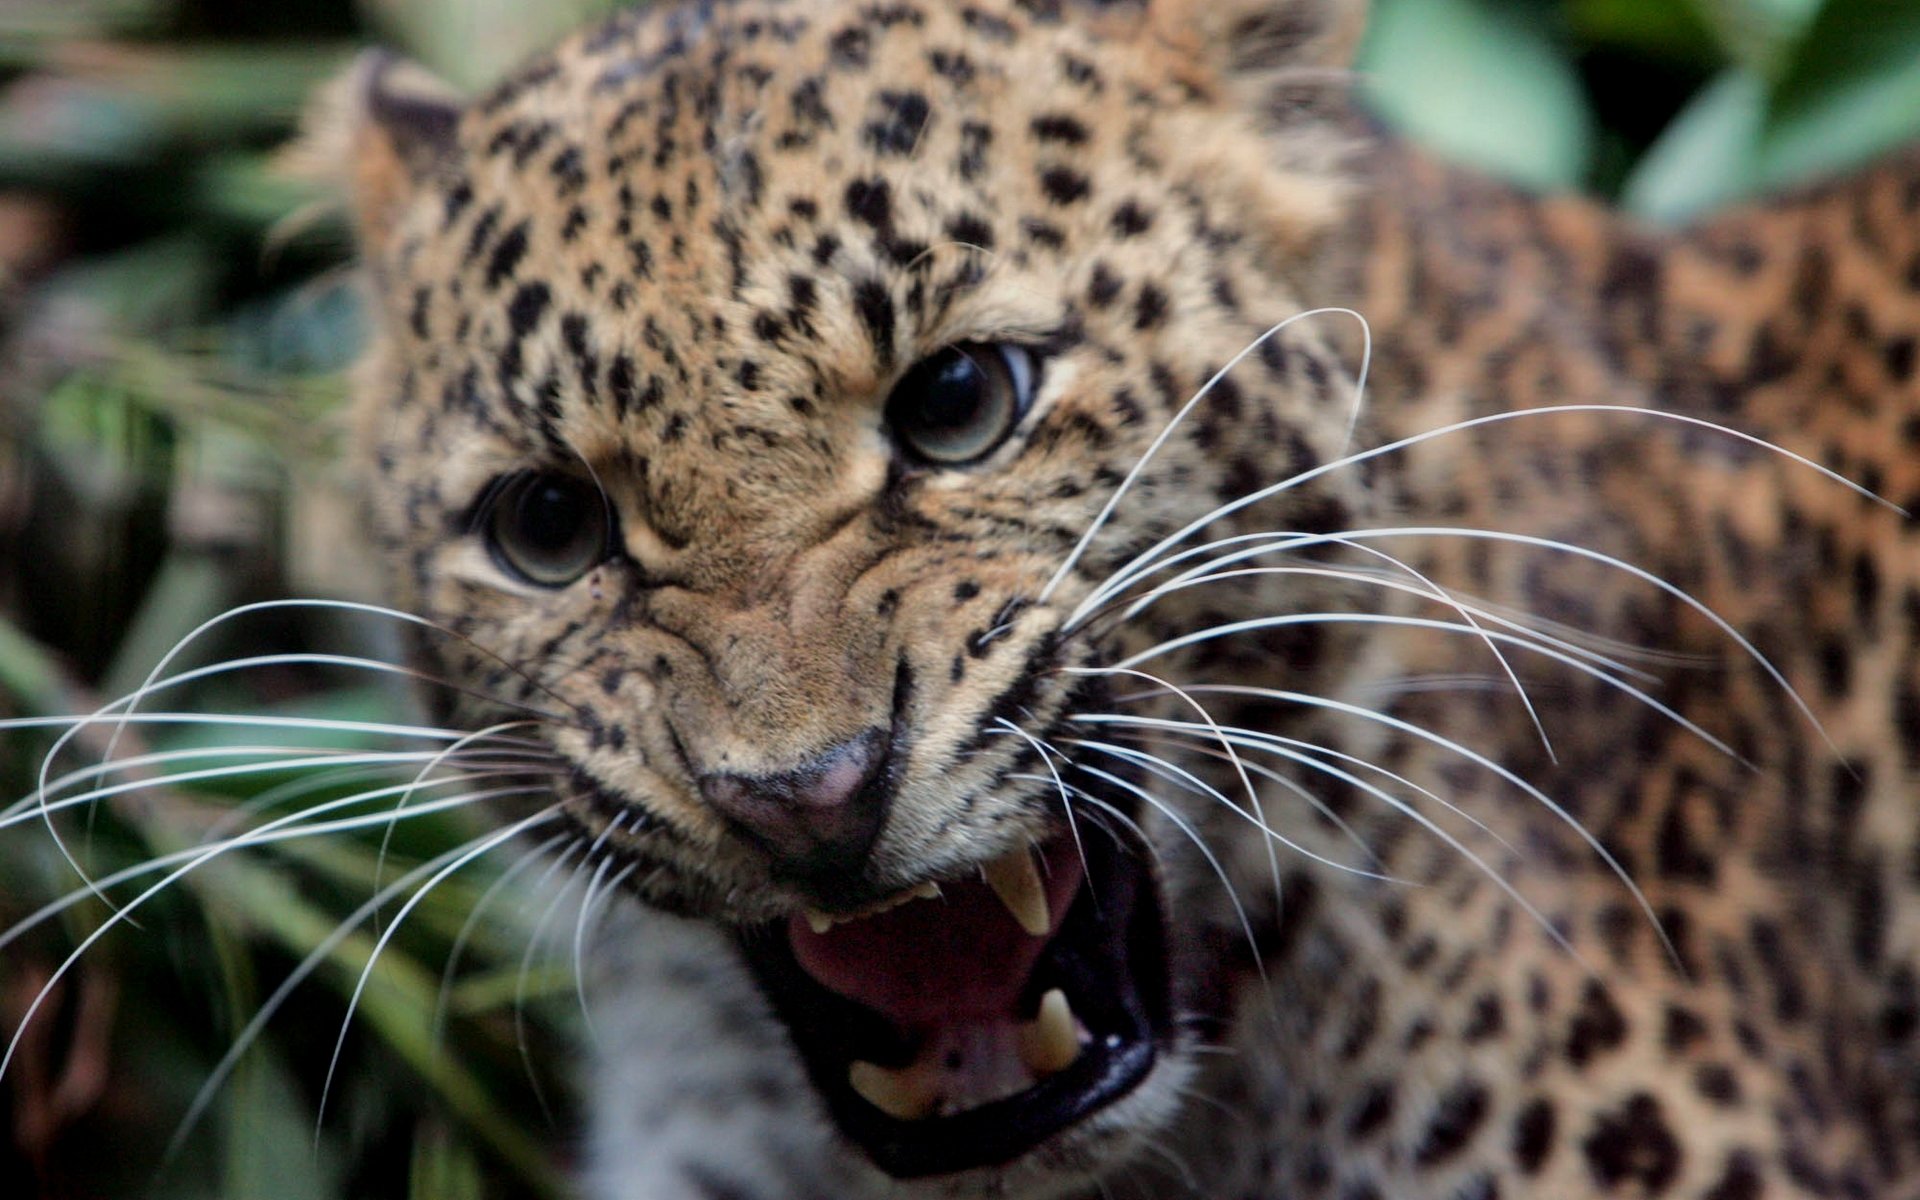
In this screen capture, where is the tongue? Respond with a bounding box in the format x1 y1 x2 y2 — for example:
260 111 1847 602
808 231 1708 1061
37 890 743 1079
787 844 1083 1029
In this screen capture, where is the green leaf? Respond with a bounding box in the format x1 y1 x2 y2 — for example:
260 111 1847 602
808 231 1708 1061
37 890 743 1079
1684 0 1821 77
1758 0 1920 189
1358 0 1595 191
358 0 632 90
410 1120 486 1200
1569 0 1723 70
1621 68 1766 222
0 615 69 717
200 853 569 1195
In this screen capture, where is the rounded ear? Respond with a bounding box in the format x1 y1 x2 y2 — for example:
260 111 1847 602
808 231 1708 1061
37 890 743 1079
285 50 464 256
1144 0 1366 77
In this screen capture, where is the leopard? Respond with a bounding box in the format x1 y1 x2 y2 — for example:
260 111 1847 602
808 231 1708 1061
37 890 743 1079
296 0 1920 1195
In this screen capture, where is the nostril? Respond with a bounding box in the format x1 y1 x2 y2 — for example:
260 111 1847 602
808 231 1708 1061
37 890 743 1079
699 727 893 873
792 732 882 810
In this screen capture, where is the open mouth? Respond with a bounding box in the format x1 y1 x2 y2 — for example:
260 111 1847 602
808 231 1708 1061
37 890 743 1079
738 823 1170 1178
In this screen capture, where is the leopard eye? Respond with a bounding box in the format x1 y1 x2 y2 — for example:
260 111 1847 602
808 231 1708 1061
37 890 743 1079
482 471 611 587
884 343 1037 465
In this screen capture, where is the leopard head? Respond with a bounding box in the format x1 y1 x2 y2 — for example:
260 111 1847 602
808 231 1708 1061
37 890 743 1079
324 0 1374 1186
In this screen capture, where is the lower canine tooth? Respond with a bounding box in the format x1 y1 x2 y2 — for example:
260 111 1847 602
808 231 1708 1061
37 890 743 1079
982 845 1050 936
1019 988 1082 1076
803 907 834 935
849 1060 941 1121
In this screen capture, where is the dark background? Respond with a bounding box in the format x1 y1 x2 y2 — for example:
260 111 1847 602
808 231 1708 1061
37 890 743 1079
0 0 1916 1196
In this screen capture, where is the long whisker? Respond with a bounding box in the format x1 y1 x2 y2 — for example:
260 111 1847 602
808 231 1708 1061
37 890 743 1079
570 814 631 1042
0 778 552 969
8 745 552 834
1141 682 1675 966
1072 713 1503 852
1084 545 1621 760
1038 307 1373 607
45 597 581 910
514 839 592 1127
1055 767 1269 989
165 806 561 1161
1 777 553 1078
1073 711 1588 967
1073 529 1657 694
1297 525 1833 757
372 722 544 927
1077 724 1412 871
1103 611 1742 766
1064 736 1392 880
17 704 539 907
432 831 574 1057
571 856 616 1042
987 718 1092 887
1072 403 1899 630
1076 666 1285 916
314 805 565 1140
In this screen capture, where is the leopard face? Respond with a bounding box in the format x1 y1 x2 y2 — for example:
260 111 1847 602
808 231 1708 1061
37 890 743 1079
321 0 1920 1194
335 0 1377 1185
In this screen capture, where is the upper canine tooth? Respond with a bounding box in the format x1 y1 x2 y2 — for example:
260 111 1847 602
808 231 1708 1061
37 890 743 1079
983 846 1050 936
1019 988 1082 1076
849 1060 941 1121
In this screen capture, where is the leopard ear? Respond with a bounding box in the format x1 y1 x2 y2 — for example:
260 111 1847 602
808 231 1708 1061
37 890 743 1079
286 50 463 255
1141 0 1366 77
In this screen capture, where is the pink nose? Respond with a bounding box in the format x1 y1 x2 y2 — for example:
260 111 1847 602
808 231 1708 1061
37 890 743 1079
699 728 892 877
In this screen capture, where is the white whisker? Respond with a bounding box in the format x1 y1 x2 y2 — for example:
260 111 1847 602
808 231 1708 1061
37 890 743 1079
167 806 561 1160
570 814 631 1042
1 771 553 1082
1073 403 1898 631
1103 611 1741 765
513 838 592 1127
432 831 574 1057
7 743 552 833
372 722 544 927
1309 525 1831 757
1072 712 1502 851
315 806 565 1139
1087 543 1630 759
1073 725 1402 872
0 778 553 957
987 718 1092 889
1057 764 1267 988
35 597 572 911
1146 682 1674 965
1065 735 1391 880
1080 666 1285 930
1038 307 1373 607
1074 710 1588 968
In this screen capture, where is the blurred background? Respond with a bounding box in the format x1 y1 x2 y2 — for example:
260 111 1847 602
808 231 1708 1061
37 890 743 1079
0 0 1916 1197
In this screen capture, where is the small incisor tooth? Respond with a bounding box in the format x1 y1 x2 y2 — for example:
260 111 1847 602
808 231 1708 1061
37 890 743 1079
1019 988 1082 1077
982 845 1050 936
849 1060 941 1121
804 882 941 934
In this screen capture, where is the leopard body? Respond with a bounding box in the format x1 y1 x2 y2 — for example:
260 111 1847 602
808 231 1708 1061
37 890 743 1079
321 0 1920 1195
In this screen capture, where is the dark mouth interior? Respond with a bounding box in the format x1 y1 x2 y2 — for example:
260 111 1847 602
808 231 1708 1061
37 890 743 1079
738 823 1169 1179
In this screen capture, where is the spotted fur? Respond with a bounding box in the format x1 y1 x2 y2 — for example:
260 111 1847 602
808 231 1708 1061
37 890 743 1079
320 0 1920 1195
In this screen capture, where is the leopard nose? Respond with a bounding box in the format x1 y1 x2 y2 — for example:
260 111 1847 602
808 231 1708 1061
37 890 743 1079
699 728 893 877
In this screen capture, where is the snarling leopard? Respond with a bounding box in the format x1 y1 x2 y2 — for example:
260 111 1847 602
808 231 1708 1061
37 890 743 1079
306 0 1920 1194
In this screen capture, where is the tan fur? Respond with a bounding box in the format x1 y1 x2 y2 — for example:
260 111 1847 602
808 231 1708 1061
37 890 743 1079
317 0 1920 1195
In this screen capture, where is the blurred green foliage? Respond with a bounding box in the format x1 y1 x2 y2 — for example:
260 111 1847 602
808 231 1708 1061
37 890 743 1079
1360 0 1920 219
0 1 1916 1198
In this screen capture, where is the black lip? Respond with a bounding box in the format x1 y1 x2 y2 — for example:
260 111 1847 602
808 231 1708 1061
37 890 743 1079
738 815 1170 1179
